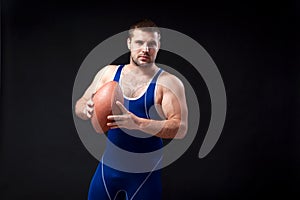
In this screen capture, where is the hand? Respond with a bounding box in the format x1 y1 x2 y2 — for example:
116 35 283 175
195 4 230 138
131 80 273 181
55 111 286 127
107 101 141 130
83 98 94 118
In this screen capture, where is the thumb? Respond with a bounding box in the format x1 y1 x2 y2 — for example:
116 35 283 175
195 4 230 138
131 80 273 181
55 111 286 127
115 101 128 114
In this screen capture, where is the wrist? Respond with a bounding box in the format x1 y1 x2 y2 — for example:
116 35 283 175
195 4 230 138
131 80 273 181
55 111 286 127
136 117 152 131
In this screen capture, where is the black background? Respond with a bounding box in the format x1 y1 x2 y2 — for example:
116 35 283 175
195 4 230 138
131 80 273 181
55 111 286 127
1 0 299 199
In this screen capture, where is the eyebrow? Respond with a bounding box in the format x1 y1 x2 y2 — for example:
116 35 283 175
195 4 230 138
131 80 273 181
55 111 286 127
134 39 157 45
148 41 157 45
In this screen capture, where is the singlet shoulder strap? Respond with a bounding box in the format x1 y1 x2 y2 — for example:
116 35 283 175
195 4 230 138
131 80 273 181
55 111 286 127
146 68 164 101
144 68 164 119
113 64 125 82
150 68 163 84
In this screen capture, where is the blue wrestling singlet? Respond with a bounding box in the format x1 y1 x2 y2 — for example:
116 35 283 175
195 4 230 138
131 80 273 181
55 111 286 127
88 65 164 200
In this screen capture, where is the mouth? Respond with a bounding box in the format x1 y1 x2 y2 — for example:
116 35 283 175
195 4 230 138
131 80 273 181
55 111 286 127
138 55 150 60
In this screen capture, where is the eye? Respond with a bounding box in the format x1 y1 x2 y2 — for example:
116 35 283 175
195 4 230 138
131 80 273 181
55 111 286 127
148 41 157 48
135 41 143 45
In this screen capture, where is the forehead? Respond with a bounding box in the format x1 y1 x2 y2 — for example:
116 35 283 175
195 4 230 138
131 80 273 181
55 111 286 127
131 29 160 41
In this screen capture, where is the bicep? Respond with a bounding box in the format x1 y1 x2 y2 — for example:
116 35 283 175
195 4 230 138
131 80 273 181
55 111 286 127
160 79 188 122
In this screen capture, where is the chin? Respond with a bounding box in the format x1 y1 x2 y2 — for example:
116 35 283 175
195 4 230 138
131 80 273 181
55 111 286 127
132 57 153 67
139 62 153 67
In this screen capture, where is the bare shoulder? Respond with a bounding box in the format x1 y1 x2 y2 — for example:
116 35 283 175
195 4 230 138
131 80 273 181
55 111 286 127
157 70 185 92
100 64 120 83
91 64 120 94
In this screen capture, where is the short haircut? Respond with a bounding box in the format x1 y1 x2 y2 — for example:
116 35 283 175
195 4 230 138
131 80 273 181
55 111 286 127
128 19 161 39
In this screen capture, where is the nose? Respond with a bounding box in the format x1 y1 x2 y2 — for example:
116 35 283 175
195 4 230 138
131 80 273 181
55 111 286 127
141 44 149 52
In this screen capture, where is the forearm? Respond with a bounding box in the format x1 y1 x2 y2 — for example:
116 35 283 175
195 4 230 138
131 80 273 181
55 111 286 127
137 117 187 139
107 102 188 139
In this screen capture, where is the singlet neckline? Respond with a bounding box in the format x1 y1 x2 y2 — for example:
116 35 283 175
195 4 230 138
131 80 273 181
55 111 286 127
118 65 162 101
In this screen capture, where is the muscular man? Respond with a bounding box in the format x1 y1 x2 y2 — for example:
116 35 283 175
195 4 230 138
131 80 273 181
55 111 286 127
75 19 188 200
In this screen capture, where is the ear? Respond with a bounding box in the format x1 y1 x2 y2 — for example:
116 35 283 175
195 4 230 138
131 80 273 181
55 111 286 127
157 41 161 50
127 38 131 50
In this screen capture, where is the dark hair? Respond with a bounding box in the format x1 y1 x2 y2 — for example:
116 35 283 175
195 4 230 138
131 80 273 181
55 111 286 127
128 19 161 39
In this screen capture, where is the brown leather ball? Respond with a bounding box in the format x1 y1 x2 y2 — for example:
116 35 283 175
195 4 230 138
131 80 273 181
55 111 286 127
91 81 124 133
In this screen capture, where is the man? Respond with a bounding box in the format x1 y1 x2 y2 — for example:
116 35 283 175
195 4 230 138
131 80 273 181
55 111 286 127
75 19 188 200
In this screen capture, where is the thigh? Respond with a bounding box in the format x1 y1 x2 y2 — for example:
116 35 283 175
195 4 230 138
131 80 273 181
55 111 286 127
129 171 162 200
87 163 110 200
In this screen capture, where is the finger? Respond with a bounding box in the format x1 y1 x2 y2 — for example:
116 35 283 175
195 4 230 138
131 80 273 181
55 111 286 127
87 106 94 113
107 121 123 127
107 121 117 127
87 111 92 118
88 110 93 117
87 99 94 106
116 101 128 113
107 115 125 121
84 107 93 118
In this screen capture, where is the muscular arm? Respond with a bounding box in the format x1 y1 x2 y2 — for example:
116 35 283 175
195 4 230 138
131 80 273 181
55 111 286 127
139 86 187 139
108 73 188 139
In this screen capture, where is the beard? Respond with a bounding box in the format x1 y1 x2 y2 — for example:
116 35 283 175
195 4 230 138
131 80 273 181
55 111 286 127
131 56 154 68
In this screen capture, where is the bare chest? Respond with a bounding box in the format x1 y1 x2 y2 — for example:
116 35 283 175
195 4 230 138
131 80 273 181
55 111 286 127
120 74 152 99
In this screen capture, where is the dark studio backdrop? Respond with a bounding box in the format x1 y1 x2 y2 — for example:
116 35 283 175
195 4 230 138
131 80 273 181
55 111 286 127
1 0 299 199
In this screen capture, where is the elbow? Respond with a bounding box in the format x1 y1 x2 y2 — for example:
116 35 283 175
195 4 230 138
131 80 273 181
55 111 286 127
174 122 188 139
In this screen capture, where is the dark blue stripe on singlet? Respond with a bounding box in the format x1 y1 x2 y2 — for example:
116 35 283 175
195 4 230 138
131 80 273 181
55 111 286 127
113 64 124 82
